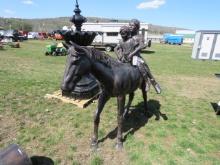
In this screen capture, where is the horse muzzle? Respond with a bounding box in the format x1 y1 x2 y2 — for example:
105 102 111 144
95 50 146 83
61 81 74 92
61 75 80 94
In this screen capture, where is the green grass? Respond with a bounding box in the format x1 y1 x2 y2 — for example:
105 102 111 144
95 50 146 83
0 40 219 165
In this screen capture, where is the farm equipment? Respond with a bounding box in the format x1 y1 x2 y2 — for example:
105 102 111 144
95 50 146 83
163 34 183 45
54 33 63 40
45 43 67 56
9 42 20 48
1 32 20 48
0 41 20 49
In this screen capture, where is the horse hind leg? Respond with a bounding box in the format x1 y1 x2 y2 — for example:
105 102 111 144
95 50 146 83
141 82 150 117
123 92 134 119
116 95 126 149
91 91 110 149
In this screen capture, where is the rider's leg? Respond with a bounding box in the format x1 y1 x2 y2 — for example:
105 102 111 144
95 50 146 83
138 62 162 94
137 62 151 91
144 63 162 94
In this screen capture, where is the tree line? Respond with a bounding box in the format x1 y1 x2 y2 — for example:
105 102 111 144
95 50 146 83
0 18 33 31
0 17 184 34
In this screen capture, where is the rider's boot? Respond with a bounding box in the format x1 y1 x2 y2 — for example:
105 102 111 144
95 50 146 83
150 79 162 94
143 64 162 94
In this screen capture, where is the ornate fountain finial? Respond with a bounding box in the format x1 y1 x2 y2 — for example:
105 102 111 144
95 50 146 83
70 0 87 31
74 0 80 14
61 0 99 100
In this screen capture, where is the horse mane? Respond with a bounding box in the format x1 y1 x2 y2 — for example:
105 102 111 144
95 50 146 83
88 48 122 67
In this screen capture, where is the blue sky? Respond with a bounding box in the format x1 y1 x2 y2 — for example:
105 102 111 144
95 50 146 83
0 0 219 30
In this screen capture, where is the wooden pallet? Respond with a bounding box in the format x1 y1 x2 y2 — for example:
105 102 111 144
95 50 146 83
44 90 99 108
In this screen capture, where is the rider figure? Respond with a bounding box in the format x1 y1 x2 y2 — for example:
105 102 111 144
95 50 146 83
114 26 135 63
115 19 161 94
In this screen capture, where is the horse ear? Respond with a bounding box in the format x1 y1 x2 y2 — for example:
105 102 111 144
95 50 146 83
69 41 83 51
68 41 90 56
69 41 80 49
62 42 71 49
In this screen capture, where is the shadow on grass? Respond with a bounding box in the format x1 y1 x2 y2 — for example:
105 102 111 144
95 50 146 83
0 48 7 51
98 99 167 143
147 99 168 121
31 156 54 165
92 47 155 54
141 50 155 54
210 102 220 115
214 73 220 79
94 47 106 51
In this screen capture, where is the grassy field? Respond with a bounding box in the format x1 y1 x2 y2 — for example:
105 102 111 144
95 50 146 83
0 40 219 165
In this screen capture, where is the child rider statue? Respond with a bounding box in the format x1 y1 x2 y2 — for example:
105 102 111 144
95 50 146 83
114 19 161 94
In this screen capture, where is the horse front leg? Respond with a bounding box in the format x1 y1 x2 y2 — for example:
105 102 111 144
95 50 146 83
141 82 150 117
91 91 110 149
123 92 134 118
116 95 125 149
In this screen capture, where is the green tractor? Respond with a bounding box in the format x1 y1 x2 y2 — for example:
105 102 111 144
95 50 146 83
45 43 67 56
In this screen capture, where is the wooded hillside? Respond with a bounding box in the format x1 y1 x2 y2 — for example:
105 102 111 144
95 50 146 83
0 17 184 34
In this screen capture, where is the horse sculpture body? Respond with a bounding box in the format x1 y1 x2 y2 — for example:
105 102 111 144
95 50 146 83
61 42 148 149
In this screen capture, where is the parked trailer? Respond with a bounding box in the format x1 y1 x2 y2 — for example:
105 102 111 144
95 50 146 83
92 31 118 52
192 30 220 60
72 22 149 51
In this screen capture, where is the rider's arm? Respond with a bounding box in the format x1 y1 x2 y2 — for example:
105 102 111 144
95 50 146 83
114 44 123 61
128 37 147 59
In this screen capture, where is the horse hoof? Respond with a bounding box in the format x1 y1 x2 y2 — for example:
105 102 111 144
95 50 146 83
155 116 160 120
91 138 98 150
115 142 123 150
123 113 128 119
123 109 129 119
91 142 98 151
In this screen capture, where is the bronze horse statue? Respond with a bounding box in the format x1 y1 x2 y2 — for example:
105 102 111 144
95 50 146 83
61 42 149 149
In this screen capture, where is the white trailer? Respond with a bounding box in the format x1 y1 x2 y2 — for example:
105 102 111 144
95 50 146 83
72 22 149 51
192 30 220 60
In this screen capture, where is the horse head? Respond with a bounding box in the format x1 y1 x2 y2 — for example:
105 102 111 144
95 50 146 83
61 42 92 93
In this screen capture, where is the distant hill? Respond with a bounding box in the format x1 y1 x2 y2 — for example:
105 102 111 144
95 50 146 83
0 17 184 34
148 24 186 34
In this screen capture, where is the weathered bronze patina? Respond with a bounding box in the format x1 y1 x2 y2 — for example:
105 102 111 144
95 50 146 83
60 1 161 149
115 19 161 95
61 41 149 149
0 144 32 165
